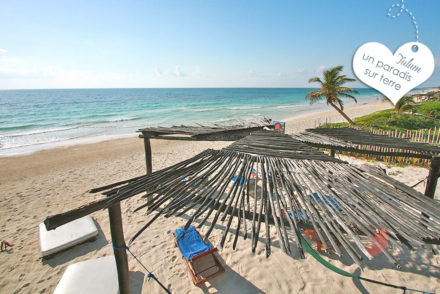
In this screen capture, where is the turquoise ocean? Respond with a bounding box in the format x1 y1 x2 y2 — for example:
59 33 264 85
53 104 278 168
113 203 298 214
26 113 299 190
0 88 383 155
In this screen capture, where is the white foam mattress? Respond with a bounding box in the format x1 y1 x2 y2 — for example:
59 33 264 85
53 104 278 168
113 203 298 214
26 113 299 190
53 256 119 294
39 215 98 257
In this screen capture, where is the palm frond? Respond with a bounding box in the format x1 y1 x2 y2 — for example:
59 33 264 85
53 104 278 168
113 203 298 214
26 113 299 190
308 77 323 84
337 87 359 94
305 90 324 104
338 93 358 103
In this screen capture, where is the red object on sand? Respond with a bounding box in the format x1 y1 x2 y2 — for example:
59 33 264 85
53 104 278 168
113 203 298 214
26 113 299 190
1 240 13 252
366 228 389 257
303 230 324 252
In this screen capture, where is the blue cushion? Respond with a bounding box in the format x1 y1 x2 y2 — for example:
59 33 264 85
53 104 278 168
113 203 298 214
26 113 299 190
231 175 245 186
310 193 343 211
175 226 213 260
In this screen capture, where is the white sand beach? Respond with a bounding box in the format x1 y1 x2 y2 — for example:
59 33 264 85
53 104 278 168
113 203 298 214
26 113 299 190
1 100 439 294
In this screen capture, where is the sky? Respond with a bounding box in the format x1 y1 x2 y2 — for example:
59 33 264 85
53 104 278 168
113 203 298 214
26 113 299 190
0 0 439 89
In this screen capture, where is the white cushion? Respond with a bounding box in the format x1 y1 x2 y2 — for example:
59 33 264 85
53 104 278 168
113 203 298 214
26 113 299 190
53 256 119 294
39 216 98 257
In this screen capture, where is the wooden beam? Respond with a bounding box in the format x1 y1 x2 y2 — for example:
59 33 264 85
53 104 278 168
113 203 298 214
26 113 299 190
108 203 131 294
143 137 152 175
425 156 440 199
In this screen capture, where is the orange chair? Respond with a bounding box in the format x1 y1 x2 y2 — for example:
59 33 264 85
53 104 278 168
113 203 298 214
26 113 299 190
174 226 225 286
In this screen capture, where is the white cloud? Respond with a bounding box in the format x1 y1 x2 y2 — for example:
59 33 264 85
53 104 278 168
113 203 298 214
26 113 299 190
315 65 326 75
0 68 39 78
0 57 39 78
0 48 7 54
154 67 163 77
0 57 145 88
153 65 187 78
194 66 202 76
174 65 186 77
296 68 306 74
0 57 21 64
247 69 256 76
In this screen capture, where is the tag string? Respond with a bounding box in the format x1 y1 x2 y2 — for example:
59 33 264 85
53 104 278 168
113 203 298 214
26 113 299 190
387 0 419 42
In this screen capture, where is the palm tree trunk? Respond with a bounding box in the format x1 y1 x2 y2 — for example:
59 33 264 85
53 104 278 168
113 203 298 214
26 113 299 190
328 101 356 125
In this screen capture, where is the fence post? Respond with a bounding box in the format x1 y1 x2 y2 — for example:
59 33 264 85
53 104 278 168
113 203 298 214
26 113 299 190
425 156 440 199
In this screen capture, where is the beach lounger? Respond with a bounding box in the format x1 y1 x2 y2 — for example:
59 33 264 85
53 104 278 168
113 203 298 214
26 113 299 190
39 215 98 257
174 226 225 286
53 256 118 294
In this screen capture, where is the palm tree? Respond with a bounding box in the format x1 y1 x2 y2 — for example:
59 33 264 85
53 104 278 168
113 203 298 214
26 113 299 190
395 96 415 114
306 66 358 125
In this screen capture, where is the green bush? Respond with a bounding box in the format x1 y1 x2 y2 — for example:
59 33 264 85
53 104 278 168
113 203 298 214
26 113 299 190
414 101 440 119
325 101 440 131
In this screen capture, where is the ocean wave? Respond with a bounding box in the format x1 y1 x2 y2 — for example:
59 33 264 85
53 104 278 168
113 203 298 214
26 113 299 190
0 136 68 150
274 104 301 109
192 107 222 112
3 126 80 138
106 116 138 122
66 116 143 128
226 106 262 110
0 124 42 132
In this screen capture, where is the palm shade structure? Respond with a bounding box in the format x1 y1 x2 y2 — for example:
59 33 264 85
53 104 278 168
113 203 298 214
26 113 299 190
306 66 358 125
45 131 440 270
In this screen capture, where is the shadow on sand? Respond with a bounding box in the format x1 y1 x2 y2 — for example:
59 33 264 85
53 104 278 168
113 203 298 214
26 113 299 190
309 240 439 294
198 255 265 294
130 271 145 294
169 209 439 293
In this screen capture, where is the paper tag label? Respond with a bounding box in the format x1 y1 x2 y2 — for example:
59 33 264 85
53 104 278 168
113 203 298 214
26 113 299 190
352 42 434 105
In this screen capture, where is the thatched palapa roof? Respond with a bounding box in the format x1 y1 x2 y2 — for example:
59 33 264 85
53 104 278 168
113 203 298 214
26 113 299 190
294 127 440 159
45 131 440 269
138 118 274 141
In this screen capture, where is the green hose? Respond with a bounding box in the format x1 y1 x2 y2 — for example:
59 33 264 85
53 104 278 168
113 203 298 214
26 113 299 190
299 235 433 294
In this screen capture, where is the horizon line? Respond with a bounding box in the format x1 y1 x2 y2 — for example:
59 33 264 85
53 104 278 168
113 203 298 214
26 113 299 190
0 86 380 91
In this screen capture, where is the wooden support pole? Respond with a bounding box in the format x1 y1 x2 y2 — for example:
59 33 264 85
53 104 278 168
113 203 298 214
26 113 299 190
425 156 440 199
108 203 131 294
143 136 153 175
143 136 153 207
330 149 335 157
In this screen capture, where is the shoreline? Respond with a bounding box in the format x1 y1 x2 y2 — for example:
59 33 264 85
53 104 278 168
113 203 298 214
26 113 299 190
0 100 392 184
0 88 383 157
0 99 391 159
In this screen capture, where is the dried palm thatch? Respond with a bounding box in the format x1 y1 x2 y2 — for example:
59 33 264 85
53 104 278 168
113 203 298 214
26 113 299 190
44 132 440 269
296 127 440 159
138 118 274 141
